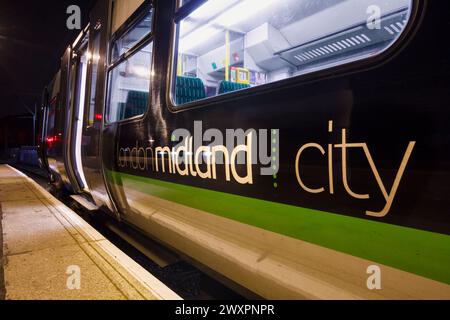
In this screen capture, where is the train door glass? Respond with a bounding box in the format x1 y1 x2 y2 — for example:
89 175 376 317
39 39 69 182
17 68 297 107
37 91 48 168
86 34 101 128
46 95 58 152
82 31 101 164
106 42 153 123
71 47 90 191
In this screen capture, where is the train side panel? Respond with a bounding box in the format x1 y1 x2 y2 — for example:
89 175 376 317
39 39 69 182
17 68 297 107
102 0 450 299
38 0 450 299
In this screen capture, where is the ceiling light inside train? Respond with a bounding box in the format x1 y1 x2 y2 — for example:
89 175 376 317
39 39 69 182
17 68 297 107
132 66 152 78
180 25 221 52
188 0 238 21
214 0 277 28
179 0 277 52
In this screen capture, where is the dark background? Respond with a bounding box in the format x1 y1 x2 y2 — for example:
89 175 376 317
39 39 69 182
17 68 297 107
0 0 95 151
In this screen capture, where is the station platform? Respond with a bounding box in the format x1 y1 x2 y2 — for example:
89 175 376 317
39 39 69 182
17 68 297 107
0 165 181 300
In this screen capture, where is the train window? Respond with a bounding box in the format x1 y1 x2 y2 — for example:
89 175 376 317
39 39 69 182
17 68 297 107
106 8 154 123
86 33 101 126
171 0 413 107
107 42 153 123
46 96 58 147
111 10 153 63
178 0 193 7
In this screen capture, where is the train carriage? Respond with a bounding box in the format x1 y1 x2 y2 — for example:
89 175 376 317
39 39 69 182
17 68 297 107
39 0 450 299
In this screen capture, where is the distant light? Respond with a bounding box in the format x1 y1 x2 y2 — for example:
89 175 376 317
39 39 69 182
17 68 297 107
95 114 103 121
46 135 61 148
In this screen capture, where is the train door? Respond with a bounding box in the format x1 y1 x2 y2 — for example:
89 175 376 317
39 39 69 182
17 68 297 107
66 31 90 193
101 0 153 219
43 72 63 182
38 89 49 172
81 0 114 209
56 47 76 190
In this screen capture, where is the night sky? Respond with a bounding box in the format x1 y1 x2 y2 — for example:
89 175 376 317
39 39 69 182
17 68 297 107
0 0 95 118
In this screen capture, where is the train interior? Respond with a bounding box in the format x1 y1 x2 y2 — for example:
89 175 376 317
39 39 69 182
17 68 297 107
174 0 411 105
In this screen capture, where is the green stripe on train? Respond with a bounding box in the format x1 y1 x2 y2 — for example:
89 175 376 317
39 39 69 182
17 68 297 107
108 170 450 285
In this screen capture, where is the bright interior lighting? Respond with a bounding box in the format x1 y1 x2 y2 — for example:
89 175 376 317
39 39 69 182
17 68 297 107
132 66 151 78
179 0 278 53
180 25 221 52
189 0 238 21
214 0 277 28
180 20 195 38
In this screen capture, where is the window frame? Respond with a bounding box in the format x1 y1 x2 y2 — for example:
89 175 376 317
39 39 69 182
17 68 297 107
104 1 155 126
167 0 422 113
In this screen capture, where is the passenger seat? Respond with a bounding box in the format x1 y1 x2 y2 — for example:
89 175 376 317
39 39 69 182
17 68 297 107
218 81 250 95
124 91 149 119
175 76 206 105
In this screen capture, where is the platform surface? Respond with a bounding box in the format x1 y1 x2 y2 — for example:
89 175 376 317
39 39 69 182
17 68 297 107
0 165 181 300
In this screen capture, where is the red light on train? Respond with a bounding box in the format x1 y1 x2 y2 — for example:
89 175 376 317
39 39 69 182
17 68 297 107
46 135 61 148
95 114 103 121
